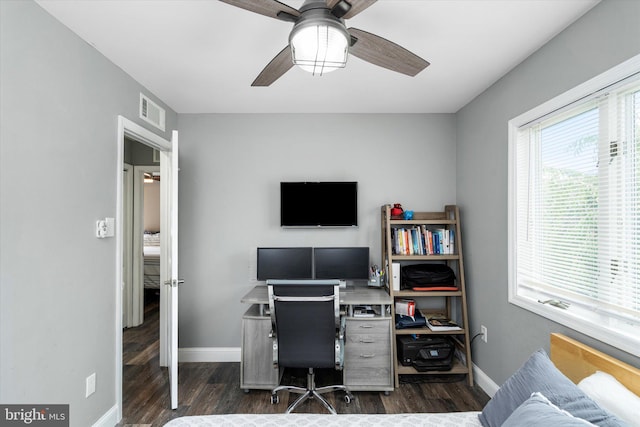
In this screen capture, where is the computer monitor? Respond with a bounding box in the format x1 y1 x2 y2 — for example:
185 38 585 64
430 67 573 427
313 247 370 281
256 247 313 281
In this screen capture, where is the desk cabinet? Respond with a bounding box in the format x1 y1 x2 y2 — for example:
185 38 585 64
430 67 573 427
240 305 280 390
344 317 394 391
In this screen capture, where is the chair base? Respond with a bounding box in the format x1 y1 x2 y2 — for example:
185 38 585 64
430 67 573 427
271 368 353 414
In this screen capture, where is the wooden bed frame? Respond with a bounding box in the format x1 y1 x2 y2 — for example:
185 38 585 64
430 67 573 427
550 333 640 396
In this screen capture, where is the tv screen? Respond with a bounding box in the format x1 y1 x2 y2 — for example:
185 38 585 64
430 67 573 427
314 247 370 280
280 182 358 227
257 247 313 281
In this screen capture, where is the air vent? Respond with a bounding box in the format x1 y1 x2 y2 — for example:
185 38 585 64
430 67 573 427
139 93 165 131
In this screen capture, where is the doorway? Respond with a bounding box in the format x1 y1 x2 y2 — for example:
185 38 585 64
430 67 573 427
116 116 178 419
122 149 161 328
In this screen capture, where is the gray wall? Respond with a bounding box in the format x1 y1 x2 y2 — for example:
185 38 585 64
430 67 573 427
0 2 177 426
177 113 456 346
456 0 640 386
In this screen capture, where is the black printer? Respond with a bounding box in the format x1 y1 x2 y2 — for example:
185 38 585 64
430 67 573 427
397 335 455 371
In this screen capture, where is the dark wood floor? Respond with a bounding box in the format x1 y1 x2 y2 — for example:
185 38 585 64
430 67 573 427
119 294 490 426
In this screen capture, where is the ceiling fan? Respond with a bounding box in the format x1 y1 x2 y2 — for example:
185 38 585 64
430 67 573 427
219 0 430 86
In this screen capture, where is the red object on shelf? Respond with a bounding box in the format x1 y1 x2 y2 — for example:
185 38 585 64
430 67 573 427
390 203 404 217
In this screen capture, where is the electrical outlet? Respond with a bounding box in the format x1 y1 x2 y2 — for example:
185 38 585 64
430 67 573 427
481 325 488 343
86 373 96 398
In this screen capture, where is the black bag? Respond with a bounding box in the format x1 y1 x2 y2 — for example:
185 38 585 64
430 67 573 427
411 336 455 372
401 264 456 290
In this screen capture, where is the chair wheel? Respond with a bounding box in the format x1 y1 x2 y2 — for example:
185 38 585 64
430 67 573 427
344 392 353 404
270 393 279 404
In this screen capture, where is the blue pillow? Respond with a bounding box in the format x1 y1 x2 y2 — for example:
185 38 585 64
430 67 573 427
502 393 596 427
478 349 626 427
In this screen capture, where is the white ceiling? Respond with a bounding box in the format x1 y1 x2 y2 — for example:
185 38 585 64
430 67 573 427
35 0 600 114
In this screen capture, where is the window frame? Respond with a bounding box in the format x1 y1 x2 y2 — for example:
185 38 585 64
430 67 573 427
507 54 640 357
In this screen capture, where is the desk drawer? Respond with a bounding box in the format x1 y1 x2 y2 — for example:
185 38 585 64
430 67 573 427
344 365 392 387
345 334 390 362
346 318 390 335
344 346 390 368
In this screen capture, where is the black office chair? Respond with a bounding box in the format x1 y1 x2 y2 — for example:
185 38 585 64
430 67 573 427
267 279 353 414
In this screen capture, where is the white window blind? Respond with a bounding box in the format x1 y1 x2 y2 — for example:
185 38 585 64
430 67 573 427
508 56 640 356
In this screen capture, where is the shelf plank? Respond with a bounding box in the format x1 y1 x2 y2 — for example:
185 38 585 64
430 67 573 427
390 219 456 225
395 328 466 335
396 358 469 375
390 255 459 261
394 290 462 297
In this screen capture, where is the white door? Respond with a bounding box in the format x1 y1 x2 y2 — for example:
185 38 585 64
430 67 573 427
161 130 180 409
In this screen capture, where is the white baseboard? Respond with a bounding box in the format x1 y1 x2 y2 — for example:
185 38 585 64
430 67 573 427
92 404 118 427
179 347 241 362
473 363 499 398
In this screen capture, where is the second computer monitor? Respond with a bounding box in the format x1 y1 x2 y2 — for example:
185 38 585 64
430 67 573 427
313 247 370 281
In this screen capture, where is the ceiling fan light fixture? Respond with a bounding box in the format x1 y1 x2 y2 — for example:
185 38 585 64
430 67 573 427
290 16 349 75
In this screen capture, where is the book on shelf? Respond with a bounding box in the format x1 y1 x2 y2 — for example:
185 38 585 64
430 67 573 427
395 299 415 316
391 225 455 256
423 312 462 331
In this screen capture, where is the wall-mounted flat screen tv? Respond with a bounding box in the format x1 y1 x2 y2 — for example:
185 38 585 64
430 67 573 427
314 247 370 280
280 182 358 227
256 247 313 281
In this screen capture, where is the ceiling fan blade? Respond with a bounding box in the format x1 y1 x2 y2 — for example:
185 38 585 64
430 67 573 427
348 28 429 77
219 0 300 22
252 45 294 86
327 0 376 19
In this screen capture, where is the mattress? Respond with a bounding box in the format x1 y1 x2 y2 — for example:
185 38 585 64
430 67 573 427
163 412 482 427
144 245 161 258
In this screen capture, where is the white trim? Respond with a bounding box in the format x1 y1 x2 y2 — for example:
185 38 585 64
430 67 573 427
178 347 242 363
91 405 118 427
122 163 134 328
473 363 499 398
116 116 172 423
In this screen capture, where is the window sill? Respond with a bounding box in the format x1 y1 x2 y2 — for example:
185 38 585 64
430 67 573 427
509 290 639 358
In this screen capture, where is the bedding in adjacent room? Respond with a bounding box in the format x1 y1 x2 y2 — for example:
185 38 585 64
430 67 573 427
143 232 161 288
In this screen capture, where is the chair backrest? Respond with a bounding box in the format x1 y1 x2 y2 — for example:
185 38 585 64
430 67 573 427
267 280 340 369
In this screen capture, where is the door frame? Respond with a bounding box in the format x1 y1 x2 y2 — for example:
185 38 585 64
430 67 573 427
122 163 134 328
116 116 172 421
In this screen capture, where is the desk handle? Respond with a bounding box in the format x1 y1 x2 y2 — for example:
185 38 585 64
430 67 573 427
359 354 376 358
273 295 334 302
359 338 376 343
358 324 374 329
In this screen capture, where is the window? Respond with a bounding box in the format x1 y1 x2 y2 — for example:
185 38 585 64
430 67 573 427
508 55 640 357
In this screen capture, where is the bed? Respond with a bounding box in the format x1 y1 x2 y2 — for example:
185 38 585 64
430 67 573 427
143 232 161 288
164 333 640 426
